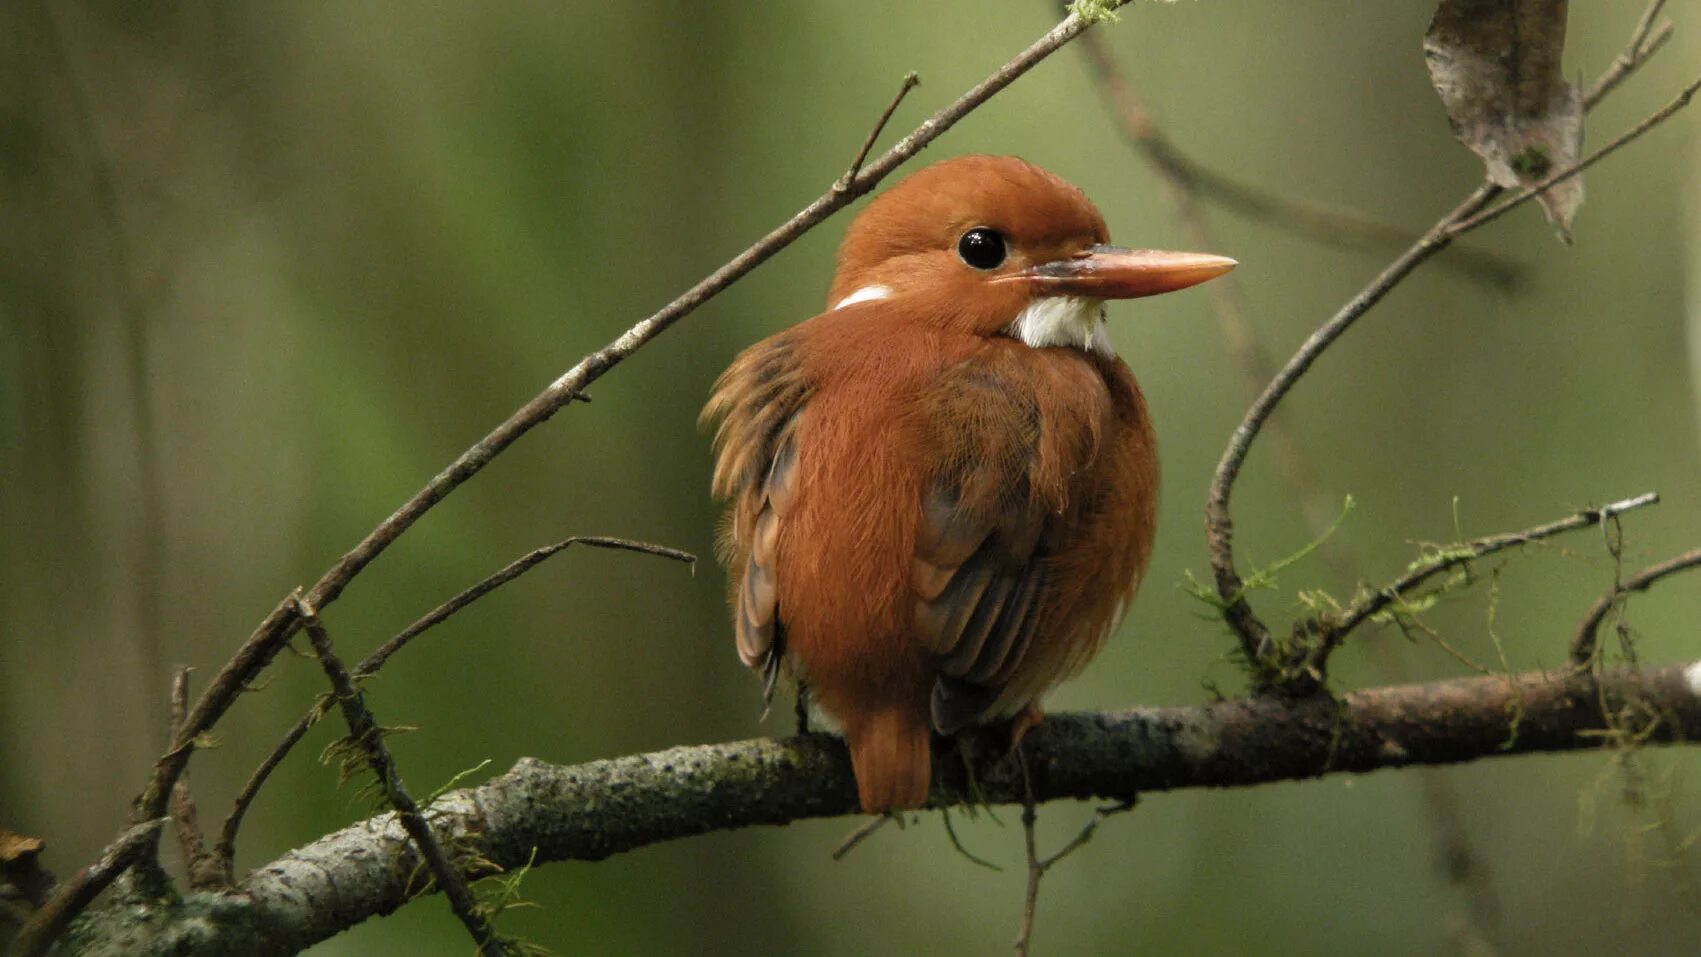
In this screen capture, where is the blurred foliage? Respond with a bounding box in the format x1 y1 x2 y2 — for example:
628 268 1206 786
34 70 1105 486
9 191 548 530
2 2 1699 954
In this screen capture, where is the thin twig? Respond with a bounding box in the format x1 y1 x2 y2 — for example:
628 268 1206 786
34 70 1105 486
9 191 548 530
831 815 895 861
1320 493 1659 649
1584 0 1671 110
370 537 693 676
121 0 1128 857
213 535 692 882
837 71 921 190
1571 547 1701 668
1013 748 1136 956
166 669 212 888
1015 753 1040 957
295 596 504 957
1074 31 1520 287
1039 799 1136 871
1204 182 1503 667
1447 75 1701 237
940 808 1002 872
9 819 165 957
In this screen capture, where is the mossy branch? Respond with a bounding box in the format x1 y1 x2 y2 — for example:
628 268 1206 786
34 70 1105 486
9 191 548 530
58 661 1701 957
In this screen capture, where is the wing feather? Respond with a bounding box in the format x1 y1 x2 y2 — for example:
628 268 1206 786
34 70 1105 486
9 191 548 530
703 334 810 704
910 360 1060 734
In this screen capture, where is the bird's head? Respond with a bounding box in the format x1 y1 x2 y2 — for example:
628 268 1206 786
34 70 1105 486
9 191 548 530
827 155 1235 354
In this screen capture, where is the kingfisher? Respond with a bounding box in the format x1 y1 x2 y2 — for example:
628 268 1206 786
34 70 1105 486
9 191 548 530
704 155 1235 812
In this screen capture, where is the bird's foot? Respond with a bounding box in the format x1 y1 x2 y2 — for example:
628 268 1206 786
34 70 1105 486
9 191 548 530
793 679 812 735
954 737 1004 826
831 810 903 860
1008 704 1044 753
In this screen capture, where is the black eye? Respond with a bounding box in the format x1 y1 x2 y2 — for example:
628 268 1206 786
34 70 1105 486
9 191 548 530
956 227 1007 270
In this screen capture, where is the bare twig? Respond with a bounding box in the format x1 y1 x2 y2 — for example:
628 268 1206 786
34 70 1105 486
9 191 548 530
295 596 503 957
831 815 894 861
1572 547 1701 668
940 809 1002 872
10 819 165 957
1204 6 1687 671
1015 756 1040 957
211 535 693 880
837 71 921 190
366 536 693 677
1074 31 1520 287
122 0 1127 855
1013 749 1136 956
1584 0 1672 110
1204 182 1503 667
1317 493 1660 652
207 708 311 888
165 669 213 889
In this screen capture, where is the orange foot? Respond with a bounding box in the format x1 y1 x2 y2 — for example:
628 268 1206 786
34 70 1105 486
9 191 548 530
1008 703 1044 752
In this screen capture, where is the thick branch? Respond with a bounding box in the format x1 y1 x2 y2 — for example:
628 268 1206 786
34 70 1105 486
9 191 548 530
12 820 164 957
62 662 1701 957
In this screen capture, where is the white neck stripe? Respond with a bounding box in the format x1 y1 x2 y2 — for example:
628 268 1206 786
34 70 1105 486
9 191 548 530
831 284 894 310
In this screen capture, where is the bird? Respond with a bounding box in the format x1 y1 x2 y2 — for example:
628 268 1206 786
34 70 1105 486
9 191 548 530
703 155 1235 813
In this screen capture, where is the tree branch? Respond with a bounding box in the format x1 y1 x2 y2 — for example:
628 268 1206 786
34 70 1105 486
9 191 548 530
1583 0 1671 110
1203 4 1687 671
1293 492 1661 682
61 662 1701 957
1572 547 1701 667
11 820 164 957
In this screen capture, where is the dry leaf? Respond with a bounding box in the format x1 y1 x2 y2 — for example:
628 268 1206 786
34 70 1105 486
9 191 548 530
1425 0 1583 242
0 828 44 863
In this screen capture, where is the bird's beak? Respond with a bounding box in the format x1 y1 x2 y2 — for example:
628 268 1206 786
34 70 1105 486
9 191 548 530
1006 245 1237 299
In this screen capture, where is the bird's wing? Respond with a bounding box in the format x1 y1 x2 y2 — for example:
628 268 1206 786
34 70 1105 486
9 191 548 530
701 332 809 707
911 360 1067 735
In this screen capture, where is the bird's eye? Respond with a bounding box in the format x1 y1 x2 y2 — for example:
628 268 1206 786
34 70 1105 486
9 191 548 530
956 227 1007 270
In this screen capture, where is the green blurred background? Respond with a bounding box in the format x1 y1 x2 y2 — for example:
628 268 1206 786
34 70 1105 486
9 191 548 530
4 2 1699 954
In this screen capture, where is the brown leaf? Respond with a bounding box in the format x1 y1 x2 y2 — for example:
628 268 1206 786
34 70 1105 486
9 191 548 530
1425 0 1583 241
0 827 44 862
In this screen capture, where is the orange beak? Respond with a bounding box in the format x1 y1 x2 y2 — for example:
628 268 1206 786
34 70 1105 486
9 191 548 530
1004 245 1237 299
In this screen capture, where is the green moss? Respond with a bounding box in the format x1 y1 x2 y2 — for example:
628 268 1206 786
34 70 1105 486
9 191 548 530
1069 0 1124 24
1510 145 1552 180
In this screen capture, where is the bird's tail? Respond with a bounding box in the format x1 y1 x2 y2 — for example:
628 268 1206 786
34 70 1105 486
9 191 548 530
847 706 932 813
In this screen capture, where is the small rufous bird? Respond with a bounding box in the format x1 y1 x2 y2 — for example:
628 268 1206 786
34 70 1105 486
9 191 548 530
704 155 1234 812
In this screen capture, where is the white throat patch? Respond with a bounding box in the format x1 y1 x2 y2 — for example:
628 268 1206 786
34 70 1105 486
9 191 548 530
1006 296 1113 355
